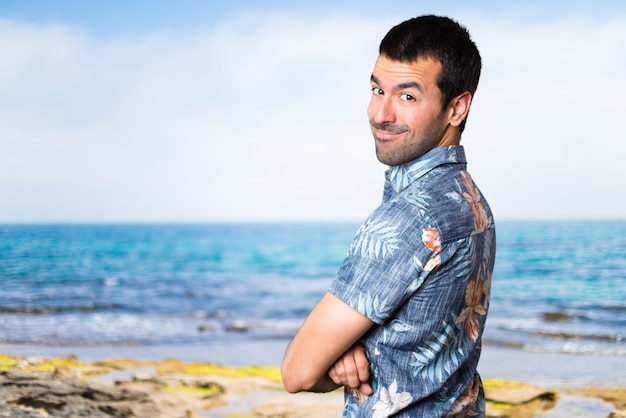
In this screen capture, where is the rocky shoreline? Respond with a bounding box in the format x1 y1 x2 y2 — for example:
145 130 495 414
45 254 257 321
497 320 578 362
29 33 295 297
1 353 625 418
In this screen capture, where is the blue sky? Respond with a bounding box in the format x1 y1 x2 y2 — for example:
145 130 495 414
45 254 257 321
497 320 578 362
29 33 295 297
2 1 626 42
1 1 625 222
3 0 626 30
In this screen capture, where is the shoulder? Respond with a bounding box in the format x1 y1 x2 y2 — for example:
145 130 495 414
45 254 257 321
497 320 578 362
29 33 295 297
397 167 493 245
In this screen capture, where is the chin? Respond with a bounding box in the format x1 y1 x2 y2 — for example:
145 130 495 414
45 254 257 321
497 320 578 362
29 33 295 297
376 154 401 167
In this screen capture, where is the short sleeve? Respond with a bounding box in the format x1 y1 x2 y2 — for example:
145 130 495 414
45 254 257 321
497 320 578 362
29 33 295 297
329 199 440 324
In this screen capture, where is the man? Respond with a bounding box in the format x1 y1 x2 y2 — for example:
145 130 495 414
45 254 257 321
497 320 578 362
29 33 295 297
282 15 495 417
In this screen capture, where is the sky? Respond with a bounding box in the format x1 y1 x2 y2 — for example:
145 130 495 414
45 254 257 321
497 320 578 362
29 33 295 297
1 0 625 223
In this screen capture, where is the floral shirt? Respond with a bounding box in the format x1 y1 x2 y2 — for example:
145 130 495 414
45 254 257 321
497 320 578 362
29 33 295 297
329 145 496 418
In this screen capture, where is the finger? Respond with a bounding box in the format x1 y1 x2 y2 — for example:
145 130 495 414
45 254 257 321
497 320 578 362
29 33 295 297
350 344 370 384
328 365 340 384
354 351 370 383
328 362 344 385
341 356 362 389
358 382 374 396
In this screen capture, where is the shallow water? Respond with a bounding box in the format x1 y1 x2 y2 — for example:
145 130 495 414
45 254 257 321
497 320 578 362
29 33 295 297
1 221 625 357
540 394 614 418
479 345 626 388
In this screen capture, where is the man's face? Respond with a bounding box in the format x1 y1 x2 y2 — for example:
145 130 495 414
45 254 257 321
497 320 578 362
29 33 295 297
367 55 454 167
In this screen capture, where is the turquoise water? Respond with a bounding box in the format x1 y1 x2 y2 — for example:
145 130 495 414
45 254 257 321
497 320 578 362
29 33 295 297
1 221 624 356
487 221 626 354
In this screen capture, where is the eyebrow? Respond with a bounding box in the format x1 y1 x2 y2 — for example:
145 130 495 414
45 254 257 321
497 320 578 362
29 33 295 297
398 81 423 91
370 75 424 92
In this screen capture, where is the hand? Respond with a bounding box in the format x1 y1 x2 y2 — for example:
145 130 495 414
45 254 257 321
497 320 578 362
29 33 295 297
328 343 373 400
281 293 375 394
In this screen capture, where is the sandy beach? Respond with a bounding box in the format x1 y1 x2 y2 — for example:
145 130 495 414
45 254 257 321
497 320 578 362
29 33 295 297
1 341 625 418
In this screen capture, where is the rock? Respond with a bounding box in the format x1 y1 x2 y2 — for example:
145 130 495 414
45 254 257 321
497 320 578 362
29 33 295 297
226 319 250 332
485 381 558 418
0 370 161 418
486 384 556 405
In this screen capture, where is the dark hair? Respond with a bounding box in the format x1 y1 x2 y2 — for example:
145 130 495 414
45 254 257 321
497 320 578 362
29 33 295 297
379 15 481 132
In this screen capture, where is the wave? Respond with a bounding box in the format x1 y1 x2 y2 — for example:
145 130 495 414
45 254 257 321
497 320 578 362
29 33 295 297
483 337 626 356
0 303 130 315
532 331 624 343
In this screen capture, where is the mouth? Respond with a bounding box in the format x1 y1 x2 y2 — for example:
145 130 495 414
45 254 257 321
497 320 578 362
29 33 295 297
374 129 402 142
371 121 408 141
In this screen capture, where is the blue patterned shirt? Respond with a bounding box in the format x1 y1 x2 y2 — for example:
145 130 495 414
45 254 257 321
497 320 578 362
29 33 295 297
329 145 496 418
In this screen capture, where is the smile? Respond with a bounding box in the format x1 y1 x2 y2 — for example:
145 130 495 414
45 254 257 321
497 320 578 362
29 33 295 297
371 121 409 140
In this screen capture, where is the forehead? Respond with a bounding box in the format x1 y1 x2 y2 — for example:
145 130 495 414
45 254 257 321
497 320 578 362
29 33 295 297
371 55 442 90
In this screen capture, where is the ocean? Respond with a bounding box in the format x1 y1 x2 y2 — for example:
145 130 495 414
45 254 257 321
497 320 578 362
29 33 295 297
1 221 625 365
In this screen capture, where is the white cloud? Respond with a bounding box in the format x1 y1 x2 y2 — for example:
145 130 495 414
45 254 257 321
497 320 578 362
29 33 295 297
459 14 626 220
0 12 625 222
0 14 387 222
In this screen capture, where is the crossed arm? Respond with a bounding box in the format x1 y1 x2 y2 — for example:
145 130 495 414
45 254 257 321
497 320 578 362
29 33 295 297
281 292 374 394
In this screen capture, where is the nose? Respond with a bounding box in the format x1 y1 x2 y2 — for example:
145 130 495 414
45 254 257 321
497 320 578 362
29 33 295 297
368 96 395 125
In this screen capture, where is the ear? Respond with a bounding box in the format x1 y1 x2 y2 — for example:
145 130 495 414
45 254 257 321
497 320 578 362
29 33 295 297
447 91 472 128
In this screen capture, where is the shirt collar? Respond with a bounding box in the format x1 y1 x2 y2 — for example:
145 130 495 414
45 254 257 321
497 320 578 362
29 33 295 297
383 145 466 201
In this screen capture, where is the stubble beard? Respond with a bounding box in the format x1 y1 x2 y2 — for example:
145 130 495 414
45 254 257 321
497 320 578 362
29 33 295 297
372 112 447 167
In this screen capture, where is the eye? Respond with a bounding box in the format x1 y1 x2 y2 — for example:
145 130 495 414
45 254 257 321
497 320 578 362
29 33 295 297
400 93 415 102
371 87 384 96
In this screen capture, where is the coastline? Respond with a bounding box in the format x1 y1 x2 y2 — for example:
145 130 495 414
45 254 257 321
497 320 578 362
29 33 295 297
2 339 625 388
1 341 625 417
